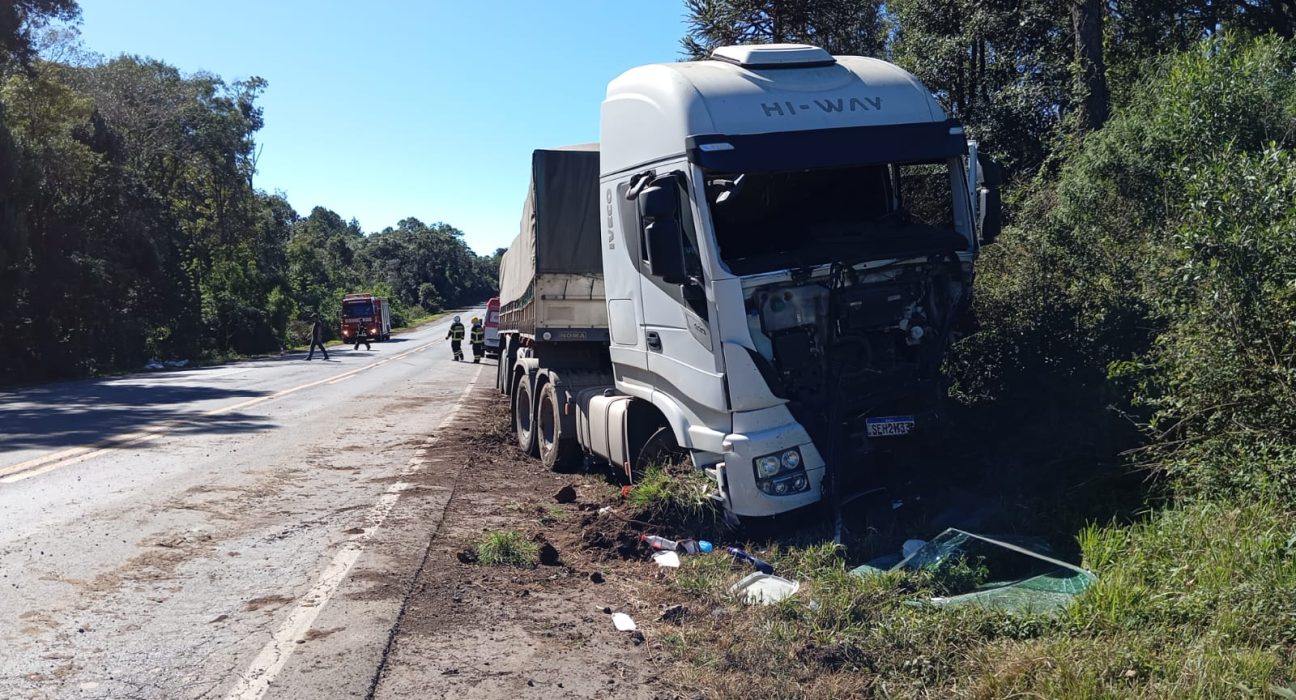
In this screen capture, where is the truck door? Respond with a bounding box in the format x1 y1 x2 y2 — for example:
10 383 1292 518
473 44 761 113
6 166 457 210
604 180 649 375
636 171 727 419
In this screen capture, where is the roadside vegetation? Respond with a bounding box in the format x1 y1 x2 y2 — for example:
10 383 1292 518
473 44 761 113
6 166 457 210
626 464 720 526
0 3 498 382
472 530 539 568
664 4 1296 697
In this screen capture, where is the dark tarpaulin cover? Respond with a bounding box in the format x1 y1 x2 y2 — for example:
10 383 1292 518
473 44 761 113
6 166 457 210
533 144 601 274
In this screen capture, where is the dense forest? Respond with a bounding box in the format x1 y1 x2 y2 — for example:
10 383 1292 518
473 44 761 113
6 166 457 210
681 1 1296 697
0 1 499 381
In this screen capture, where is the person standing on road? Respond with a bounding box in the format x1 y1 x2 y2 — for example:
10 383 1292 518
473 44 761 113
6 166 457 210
470 316 485 363
353 321 372 352
447 315 465 361
307 313 330 361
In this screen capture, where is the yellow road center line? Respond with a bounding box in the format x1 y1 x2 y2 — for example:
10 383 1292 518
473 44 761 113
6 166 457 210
0 338 442 482
1 431 166 484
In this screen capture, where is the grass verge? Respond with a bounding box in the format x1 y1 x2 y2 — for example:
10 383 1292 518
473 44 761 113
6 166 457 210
473 530 538 568
645 497 1296 699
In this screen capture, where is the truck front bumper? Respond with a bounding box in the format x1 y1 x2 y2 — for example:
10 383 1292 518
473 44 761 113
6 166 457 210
715 410 826 518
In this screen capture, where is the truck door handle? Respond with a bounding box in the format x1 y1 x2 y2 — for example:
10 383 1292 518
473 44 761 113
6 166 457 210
645 331 662 352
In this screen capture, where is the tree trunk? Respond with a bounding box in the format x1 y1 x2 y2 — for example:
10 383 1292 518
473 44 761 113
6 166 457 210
1072 0 1109 133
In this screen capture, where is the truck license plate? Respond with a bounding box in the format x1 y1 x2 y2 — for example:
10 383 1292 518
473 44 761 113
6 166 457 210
866 416 915 437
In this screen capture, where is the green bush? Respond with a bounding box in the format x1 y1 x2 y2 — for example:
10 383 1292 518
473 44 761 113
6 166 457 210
953 34 1296 497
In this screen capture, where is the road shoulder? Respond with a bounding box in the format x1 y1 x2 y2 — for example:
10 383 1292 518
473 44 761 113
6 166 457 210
371 384 669 700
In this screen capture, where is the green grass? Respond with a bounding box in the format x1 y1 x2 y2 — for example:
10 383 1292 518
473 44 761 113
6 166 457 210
648 498 1296 699
627 465 719 525
473 530 538 568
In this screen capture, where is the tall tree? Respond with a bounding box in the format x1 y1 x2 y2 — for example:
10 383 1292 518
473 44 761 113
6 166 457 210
0 0 79 68
682 0 884 59
1072 0 1109 132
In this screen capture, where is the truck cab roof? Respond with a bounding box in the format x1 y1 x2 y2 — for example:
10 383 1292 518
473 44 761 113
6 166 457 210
601 44 951 176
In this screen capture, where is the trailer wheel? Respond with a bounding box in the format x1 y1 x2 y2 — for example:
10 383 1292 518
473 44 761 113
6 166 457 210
514 374 539 457
631 426 689 483
496 338 510 394
537 382 580 471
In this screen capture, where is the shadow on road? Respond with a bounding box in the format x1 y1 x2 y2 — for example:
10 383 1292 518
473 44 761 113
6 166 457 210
0 380 272 452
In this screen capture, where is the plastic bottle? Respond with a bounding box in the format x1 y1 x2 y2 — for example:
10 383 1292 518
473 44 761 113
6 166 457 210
640 535 679 551
726 546 774 574
679 539 715 554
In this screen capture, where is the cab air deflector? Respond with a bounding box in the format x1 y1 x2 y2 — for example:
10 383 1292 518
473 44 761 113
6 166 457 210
687 120 967 173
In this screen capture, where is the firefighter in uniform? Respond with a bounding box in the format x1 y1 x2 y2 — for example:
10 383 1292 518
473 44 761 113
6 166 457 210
469 316 485 363
446 315 465 361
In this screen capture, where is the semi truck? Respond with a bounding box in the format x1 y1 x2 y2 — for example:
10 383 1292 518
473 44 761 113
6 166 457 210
340 293 392 343
497 44 1001 519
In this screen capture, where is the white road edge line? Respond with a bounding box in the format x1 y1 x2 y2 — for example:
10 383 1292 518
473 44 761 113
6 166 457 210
224 365 484 700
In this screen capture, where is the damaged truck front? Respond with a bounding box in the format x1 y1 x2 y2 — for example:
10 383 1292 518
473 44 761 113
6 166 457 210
499 44 1001 520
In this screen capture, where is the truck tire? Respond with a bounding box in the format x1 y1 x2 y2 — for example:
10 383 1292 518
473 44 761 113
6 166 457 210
537 381 580 471
631 426 689 482
514 374 539 457
496 338 510 394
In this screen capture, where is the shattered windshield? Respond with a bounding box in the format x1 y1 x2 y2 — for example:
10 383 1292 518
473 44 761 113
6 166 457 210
343 301 374 318
704 160 967 275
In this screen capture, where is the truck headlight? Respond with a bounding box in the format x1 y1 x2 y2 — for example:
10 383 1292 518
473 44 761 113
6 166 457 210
753 447 810 496
756 455 781 478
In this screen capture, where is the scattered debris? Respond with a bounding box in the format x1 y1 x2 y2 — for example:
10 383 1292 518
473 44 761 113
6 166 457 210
641 534 678 551
659 605 689 624
144 358 190 370
851 528 1097 615
730 573 801 605
538 542 561 566
651 551 681 568
612 612 636 632
679 539 714 554
726 547 774 574
554 485 577 504
629 630 645 645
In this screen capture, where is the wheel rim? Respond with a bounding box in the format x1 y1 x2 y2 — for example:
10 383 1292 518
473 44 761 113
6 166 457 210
517 383 532 440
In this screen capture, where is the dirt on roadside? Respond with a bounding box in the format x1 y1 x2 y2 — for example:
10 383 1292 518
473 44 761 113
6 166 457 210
371 384 691 700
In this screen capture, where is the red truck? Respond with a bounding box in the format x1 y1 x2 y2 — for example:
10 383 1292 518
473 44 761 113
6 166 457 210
340 293 392 343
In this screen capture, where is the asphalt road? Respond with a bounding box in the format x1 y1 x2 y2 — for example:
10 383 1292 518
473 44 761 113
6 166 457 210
0 311 488 699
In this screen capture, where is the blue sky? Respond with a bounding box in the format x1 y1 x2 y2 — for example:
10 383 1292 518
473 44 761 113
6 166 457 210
72 1 693 255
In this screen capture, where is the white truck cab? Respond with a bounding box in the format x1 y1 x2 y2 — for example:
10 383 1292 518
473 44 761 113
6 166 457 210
499 45 1000 519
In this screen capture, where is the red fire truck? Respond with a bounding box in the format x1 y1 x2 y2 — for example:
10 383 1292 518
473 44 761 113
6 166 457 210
340 293 392 343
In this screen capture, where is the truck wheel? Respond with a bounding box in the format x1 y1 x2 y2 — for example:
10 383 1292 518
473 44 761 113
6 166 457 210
537 382 580 471
514 375 539 457
496 338 509 394
631 426 689 483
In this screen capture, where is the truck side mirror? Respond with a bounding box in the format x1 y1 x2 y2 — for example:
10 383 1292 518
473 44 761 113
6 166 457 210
977 157 1004 245
980 187 1003 245
640 178 688 284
